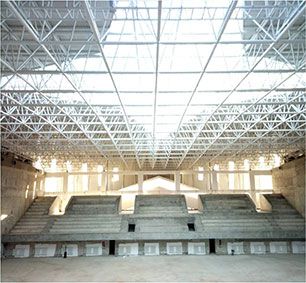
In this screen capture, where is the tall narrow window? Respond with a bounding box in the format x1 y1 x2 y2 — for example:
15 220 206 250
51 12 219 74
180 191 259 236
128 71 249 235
50 159 57 172
33 174 37 200
25 184 29 198
81 163 88 192
259 156 265 169
97 165 103 187
198 166 204 181
244 159 250 170
214 164 220 183
66 161 72 172
243 159 250 190
228 161 235 190
33 157 43 171
112 167 119 182
274 154 281 168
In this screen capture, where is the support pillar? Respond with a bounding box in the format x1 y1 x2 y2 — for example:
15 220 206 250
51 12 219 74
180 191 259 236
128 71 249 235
212 171 218 191
250 171 255 192
63 172 68 194
138 173 143 193
175 171 180 191
100 172 106 193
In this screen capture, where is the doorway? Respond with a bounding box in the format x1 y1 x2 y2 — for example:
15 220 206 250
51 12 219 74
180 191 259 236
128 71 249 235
209 239 215 254
109 240 115 255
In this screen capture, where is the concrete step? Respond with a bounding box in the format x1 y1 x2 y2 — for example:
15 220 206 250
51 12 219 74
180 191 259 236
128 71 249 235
52 222 120 226
21 216 50 220
28 205 51 210
20 217 50 221
56 215 121 219
25 212 47 216
50 228 120 233
54 217 120 221
10 230 45 234
26 205 52 210
140 227 188 233
15 221 48 225
52 221 121 226
137 208 186 212
55 215 121 219
10 226 45 231
142 214 189 219
56 214 121 220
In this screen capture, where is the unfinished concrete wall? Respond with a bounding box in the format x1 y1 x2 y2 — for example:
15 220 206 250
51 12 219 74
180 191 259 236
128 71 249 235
181 173 210 191
215 240 294 255
4 239 303 258
44 172 137 193
123 175 137 188
1 157 40 234
272 157 305 217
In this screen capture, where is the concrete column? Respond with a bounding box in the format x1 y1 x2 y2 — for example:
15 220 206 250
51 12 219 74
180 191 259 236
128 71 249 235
88 174 98 193
99 172 106 192
175 171 180 191
63 172 68 193
250 171 255 192
138 173 143 193
212 171 218 191
208 171 212 192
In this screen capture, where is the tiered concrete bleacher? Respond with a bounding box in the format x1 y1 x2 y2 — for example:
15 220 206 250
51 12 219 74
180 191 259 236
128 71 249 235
130 195 189 235
264 194 305 232
199 194 305 239
201 194 256 213
65 196 120 214
3 193 304 244
9 197 55 235
136 217 189 233
135 195 188 216
50 196 122 234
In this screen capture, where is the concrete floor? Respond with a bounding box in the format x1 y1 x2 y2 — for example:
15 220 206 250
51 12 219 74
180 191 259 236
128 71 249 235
1 254 305 282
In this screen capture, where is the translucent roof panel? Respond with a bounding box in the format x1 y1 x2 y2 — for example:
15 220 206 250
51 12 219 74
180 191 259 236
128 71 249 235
1 0 305 171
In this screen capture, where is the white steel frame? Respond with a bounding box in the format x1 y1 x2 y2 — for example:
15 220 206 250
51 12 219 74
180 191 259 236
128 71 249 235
1 0 305 171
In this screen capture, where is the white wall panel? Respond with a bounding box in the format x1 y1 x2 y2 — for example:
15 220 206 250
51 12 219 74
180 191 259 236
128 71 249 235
167 242 183 255
14 244 30 258
188 242 206 255
144 243 159 256
269 242 288 254
34 244 56 257
292 241 305 254
227 242 244 255
118 243 138 256
85 243 102 256
250 242 266 254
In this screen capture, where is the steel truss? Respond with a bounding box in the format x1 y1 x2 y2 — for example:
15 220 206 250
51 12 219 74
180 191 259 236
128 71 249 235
1 0 305 171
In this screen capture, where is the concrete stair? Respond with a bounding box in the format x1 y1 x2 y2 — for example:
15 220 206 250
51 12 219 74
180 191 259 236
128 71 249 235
50 215 122 234
136 218 189 233
199 194 305 237
48 196 122 234
135 195 188 216
264 194 301 214
201 194 256 212
66 196 120 214
9 197 55 235
263 195 304 232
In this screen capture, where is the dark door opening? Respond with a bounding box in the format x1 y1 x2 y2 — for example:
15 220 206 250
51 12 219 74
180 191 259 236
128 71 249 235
128 223 135 232
109 240 115 255
209 239 216 253
187 223 195 231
